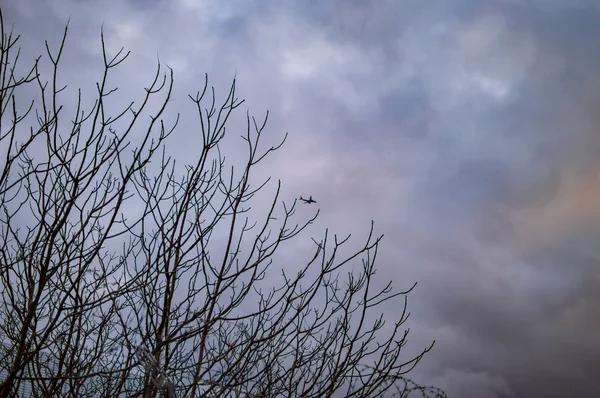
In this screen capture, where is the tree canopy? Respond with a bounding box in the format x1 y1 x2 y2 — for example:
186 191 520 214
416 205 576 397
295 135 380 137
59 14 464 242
0 11 444 398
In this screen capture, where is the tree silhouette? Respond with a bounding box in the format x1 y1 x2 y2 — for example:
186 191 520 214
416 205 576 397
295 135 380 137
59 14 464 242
0 11 445 398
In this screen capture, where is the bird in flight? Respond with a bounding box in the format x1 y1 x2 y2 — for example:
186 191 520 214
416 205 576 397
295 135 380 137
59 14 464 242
299 195 316 204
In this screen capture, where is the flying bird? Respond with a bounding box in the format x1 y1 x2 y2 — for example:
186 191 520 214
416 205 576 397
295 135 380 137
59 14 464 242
299 195 316 204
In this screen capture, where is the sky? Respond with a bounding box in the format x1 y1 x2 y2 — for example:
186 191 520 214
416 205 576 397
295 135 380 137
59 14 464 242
3 1 600 397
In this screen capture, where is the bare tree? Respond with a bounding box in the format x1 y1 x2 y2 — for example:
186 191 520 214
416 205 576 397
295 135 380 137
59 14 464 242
0 11 445 398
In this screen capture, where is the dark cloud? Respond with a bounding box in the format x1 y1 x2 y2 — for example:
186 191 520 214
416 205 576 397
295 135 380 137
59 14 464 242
378 81 433 140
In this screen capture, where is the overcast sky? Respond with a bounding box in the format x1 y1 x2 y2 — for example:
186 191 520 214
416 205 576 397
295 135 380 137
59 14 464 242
4 1 600 397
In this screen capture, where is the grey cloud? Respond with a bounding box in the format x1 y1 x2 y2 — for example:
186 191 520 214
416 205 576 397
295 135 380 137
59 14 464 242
378 82 433 140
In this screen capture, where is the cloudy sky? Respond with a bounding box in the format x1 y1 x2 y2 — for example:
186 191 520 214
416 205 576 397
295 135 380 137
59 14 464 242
4 1 600 397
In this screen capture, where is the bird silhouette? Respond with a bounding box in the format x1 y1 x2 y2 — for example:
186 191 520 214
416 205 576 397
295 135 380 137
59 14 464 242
299 195 316 204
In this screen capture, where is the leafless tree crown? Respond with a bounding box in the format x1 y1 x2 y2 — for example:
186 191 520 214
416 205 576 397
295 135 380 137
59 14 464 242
0 10 445 398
